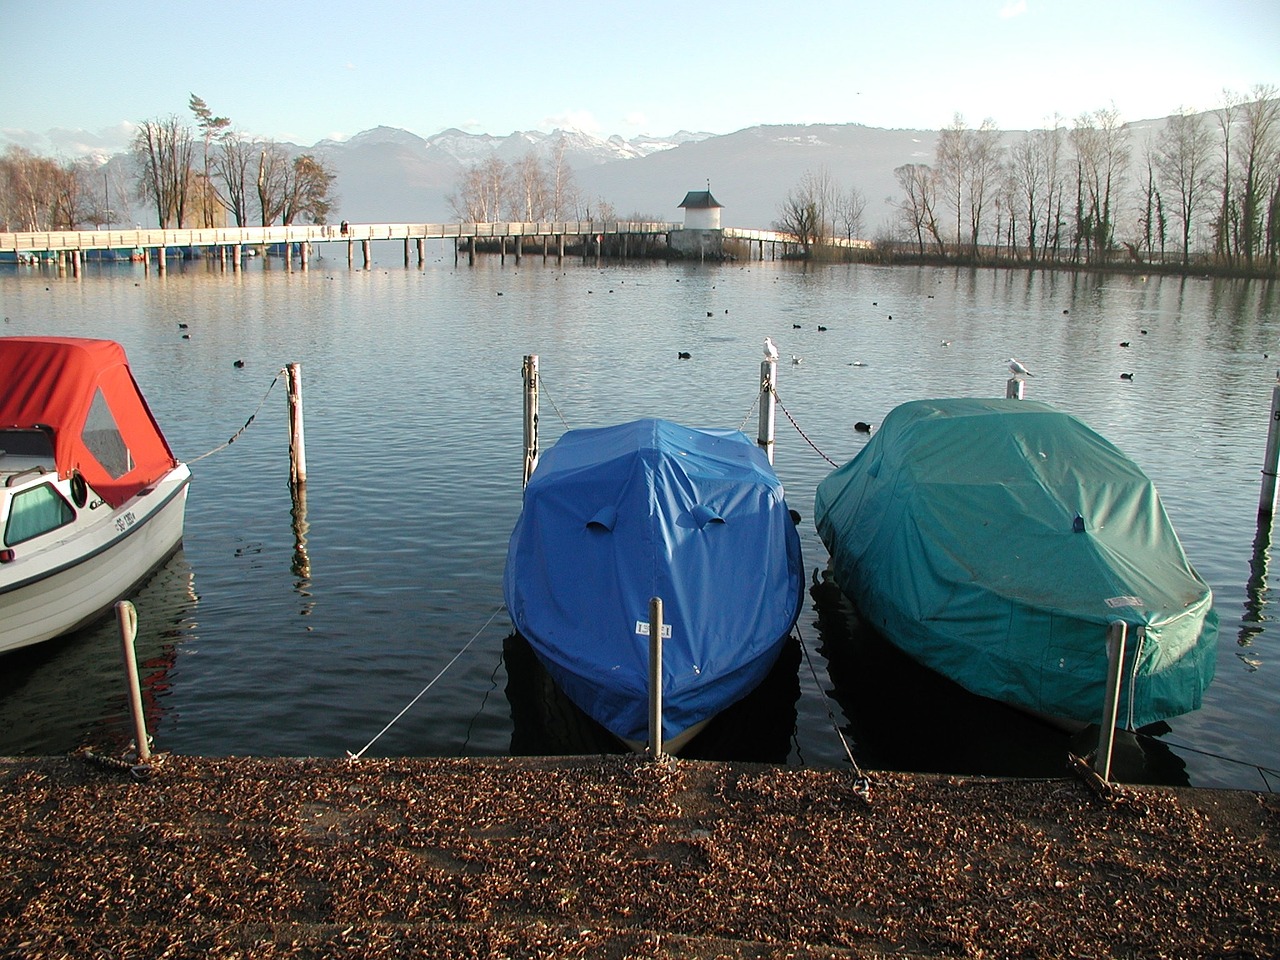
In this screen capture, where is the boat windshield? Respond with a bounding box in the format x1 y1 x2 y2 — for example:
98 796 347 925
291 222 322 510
0 428 56 475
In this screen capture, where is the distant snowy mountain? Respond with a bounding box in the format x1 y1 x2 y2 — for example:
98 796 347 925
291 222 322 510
303 122 928 228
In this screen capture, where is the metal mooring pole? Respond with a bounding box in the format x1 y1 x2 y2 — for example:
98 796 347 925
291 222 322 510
116 601 151 763
287 363 307 486
648 596 664 760
1096 620 1128 782
1005 377 1025 399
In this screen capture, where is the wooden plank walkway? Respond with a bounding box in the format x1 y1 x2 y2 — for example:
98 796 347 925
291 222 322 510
1 754 1276 958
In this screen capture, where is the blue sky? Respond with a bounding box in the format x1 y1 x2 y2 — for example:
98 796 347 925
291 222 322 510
2 0 1276 155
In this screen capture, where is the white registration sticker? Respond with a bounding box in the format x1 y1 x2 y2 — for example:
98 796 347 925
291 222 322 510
115 511 137 533
634 620 672 638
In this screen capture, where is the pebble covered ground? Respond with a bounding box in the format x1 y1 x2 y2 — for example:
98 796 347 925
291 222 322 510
0 754 1276 959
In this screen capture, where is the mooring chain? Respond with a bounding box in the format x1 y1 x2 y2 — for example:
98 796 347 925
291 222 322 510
794 622 873 800
187 368 284 464
347 603 506 761
770 384 841 468
736 390 761 432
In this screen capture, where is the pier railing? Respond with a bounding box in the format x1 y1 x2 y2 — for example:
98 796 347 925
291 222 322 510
0 221 683 255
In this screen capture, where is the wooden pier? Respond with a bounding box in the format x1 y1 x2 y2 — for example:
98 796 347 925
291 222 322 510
0 221 867 273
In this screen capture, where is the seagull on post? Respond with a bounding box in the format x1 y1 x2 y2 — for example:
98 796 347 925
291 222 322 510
1007 358 1034 379
763 336 779 361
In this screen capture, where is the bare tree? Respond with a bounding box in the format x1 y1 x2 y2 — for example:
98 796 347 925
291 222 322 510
255 141 291 226
448 155 508 222
211 130 255 226
835 184 867 241
1131 142 1166 262
1234 85 1280 268
131 116 195 227
775 169 836 256
1070 107 1130 263
1212 89 1245 266
936 114 967 249
0 147 59 230
189 94 230 228
967 119 1003 254
894 163 944 255
279 154 337 225
510 151 548 221
1154 107 1215 265
548 139 578 219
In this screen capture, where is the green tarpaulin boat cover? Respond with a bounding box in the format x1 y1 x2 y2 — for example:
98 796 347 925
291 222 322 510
814 398 1218 727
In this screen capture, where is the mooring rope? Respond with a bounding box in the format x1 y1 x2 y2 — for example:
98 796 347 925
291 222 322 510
770 385 841 468
187 368 284 464
347 604 506 761
535 373 572 431
794 621 872 800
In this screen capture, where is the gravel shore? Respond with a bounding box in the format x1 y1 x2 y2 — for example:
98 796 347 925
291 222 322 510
1 754 1276 958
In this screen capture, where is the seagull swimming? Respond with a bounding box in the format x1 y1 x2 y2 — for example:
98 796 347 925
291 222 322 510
1007 358 1034 379
763 336 779 361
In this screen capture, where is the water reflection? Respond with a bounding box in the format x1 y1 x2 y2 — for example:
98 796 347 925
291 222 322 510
0 549 198 755
1239 513 1271 667
502 633 800 763
809 570 1189 786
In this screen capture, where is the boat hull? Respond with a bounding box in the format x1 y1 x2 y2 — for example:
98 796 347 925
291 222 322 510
505 419 804 752
0 465 190 655
815 398 1218 728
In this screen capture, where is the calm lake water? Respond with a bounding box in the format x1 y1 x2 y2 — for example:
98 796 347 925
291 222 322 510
1 249 1277 790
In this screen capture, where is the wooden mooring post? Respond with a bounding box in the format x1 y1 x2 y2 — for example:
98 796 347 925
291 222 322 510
757 355 777 464
522 355 539 487
115 600 151 763
1095 621 1128 782
1258 375 1280 517
648 596 665 760
287 363 307 486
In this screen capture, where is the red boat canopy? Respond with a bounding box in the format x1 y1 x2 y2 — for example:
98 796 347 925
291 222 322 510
0 337 178 508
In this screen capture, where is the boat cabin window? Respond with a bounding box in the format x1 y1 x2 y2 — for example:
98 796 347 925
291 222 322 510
3 482 75 546
0 428 55 471
81 389 133 479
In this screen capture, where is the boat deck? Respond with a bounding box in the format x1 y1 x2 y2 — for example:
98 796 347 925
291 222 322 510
1 754 1275 958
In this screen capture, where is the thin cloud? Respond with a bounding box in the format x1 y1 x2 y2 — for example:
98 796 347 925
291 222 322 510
542 110 602 135
999 0 1027 18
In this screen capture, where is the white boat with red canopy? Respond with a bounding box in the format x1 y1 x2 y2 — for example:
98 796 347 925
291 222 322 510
0 337 191 654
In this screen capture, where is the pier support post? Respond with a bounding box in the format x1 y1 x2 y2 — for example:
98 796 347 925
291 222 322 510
1096 621 1128 782
522 355 539 487
361 239 371 270
515 235 522 264
468 237 475 266
416 237 425 268
301 241 309 270
758 356 778 465
287 363 307 486
347 238 354 267
557 234 564 261
404 237 411 267
648 596 665 759
233 244 241 270
1258 377 1280 517
500 236 506 264
158 246 166 273
116 600 152 763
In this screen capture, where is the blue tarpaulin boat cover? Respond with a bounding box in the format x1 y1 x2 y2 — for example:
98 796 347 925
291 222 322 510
814 398 1217 728
504 419 803 746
